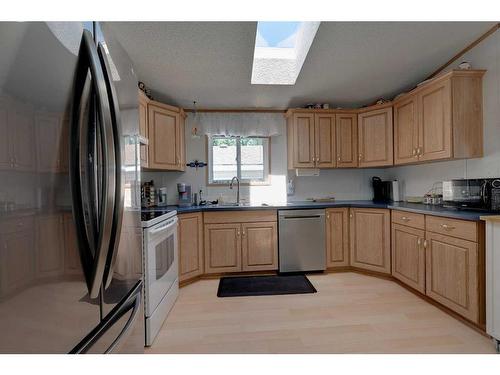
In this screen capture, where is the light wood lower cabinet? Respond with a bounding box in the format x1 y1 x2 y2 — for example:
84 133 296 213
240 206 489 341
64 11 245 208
349 208 391 274
63 212 82 275
178 213 204 282
204 211 278 274
241 222 278 271
425 232 480 323
36 214 65 278
391 223 425 293
204 223 242 273
326 208 349 268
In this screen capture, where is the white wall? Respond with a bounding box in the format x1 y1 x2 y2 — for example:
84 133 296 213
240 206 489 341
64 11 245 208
143 115 388 204
386 31 500 197
143 31 500 204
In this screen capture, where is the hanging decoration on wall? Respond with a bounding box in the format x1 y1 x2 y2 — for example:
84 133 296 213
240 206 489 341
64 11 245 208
186 160 207 169
191 101 201 139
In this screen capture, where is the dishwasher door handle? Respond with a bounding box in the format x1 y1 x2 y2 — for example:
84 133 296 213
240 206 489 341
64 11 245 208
281 215 323 220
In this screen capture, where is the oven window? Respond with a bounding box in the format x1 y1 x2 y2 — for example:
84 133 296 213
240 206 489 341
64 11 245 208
155 236 175 281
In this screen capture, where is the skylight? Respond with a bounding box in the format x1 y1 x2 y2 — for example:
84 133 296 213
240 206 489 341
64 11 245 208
251 21 320 85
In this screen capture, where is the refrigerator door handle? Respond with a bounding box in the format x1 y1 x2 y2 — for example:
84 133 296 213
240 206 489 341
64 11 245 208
97 42 125 289
70 29 116 299
69 281 143 354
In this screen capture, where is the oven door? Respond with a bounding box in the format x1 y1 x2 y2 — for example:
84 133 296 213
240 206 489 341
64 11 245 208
143 216 178 317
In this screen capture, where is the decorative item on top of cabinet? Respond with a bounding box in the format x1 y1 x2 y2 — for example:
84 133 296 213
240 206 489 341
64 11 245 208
349 208 391 274
357 104 393 167
178 212 204 282
326 208 349 268
393 70 485 165
145 99 186 171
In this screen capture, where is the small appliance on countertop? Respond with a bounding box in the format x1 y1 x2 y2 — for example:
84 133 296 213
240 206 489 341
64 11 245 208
372 177 401 202
443 178 500 211
141 180 156 208
177 183 193 207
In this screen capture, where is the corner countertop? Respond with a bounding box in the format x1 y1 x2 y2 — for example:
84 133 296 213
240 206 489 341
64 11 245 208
163 200 498 221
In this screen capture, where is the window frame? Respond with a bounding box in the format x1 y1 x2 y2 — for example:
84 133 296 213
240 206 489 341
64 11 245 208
207 135 271 186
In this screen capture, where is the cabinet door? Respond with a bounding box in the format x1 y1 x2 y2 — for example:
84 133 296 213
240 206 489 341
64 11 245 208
63 213 82 275
350 208 391 274
357 107 393 167
0 227 35 297
36 215 65 278
138 92 149 168
417 79 452 161
0 98 11 170
148 103 181 170
326 208 349 268
241 222 278 271
394 96 418 165
314 114 335 168
35 112 62 172
292 113 315 168
425 232 479 323
178 113 186 171
11 106 35 171
179 213 204 282
335 114 358 168
391 223 425 293
204 223 241 274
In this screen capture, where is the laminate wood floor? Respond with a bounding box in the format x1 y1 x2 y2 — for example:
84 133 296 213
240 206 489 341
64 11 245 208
147 272 496 354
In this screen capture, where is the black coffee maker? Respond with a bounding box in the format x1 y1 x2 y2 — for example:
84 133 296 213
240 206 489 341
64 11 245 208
372 176 392 202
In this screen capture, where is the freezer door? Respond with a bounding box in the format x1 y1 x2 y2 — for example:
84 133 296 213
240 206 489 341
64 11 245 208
0 22 101 353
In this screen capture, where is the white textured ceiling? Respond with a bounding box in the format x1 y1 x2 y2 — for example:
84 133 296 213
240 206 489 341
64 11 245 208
106 22 495 109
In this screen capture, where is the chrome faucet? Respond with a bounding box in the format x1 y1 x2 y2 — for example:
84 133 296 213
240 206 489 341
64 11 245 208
229 176 240 205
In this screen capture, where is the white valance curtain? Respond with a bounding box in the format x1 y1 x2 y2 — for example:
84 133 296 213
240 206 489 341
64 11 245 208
187 112 285 137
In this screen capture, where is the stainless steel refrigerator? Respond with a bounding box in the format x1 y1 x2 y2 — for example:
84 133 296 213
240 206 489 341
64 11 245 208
0 21 144 353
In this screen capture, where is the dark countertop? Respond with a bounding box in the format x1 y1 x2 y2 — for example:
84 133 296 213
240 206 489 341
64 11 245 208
166 200 498 221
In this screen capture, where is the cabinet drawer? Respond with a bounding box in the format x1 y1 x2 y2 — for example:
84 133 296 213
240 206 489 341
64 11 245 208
203 210 277 224
425 215 477 242
391 210 424 229
0 216 35 234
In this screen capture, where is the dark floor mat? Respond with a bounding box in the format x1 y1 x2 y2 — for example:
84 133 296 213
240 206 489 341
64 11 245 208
217 274 317 297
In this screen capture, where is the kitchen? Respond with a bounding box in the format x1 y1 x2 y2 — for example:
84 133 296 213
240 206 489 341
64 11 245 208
1 2 500 371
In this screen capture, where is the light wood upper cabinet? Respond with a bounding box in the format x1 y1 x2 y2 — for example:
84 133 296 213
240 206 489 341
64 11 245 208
287 111 338 169
179 212 204 282
204 223 242 274
314 114 336 168
394 70 485 165
291 112 316 168
357 106 393 167
425 232 479 323
391 223 425 293
142 97 185 172
350 208 391 274
138 90 149 168
335 114 358 168
241 222 278 271
326 208 349 268
394 97 418 165
418 79 452 161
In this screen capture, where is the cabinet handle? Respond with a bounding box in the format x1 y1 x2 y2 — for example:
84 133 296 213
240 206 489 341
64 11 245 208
423 239 428 248
237 230 240 237
440 224 455 230
326 214 330 220
417 238 422 246
242 231 246 237
401 216 410 222
337 155 341 161
358 154 362 161
412 148 416 156
417 147 422 156
350 213 353 218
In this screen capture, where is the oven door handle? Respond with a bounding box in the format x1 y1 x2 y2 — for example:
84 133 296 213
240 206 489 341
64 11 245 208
149 217 178 235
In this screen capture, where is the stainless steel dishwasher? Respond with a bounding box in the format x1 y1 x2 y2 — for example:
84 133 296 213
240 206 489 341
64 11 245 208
278 209 326 272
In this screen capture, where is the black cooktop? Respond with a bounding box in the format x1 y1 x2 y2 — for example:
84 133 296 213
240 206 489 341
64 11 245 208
141 208 175 222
